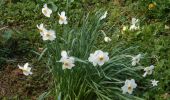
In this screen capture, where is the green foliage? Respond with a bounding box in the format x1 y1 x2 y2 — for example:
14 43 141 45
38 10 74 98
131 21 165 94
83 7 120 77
106 0 170 99
0 0 169 99
0 29 12 66
42 10 144 99
0 0 42 66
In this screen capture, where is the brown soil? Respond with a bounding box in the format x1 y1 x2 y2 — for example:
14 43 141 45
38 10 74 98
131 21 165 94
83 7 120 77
0 64 51 99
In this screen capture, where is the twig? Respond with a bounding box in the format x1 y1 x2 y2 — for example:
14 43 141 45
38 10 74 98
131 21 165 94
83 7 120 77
0 26 8 31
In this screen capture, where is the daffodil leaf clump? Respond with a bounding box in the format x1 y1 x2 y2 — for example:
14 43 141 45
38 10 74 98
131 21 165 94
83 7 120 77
36 5 146 99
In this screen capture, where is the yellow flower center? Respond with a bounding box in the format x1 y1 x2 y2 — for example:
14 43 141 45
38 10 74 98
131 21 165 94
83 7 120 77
60 16 65 21
21 68 28 72
39 29 43 32
43 9 47 14
64 62 69 66
46 32 50 37
147 69 151 73
149 3 156 9
128 84 132 91
99 56 104 61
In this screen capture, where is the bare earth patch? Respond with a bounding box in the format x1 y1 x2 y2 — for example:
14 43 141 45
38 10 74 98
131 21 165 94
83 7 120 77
0 64 50 99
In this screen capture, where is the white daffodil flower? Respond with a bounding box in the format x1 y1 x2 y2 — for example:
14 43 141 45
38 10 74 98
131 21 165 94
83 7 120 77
58 11 68 25
143 65 154 77
122 25 128 31
131 54 141 66
59 51 75 69
121 25 128 34
37 23 47 36
61 50 68 58
165 25 170 30
42 4 52 17
129 18 140 31
104 37 111 42
88 50 109 66
41 29 56 41
60 57 75 70
151 79 159 86
121 79 137 94
100 11 108 20
37 24 56 41
18 63 33 76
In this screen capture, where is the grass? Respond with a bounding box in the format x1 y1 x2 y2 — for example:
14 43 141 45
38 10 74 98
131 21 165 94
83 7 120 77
0 0 169 99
